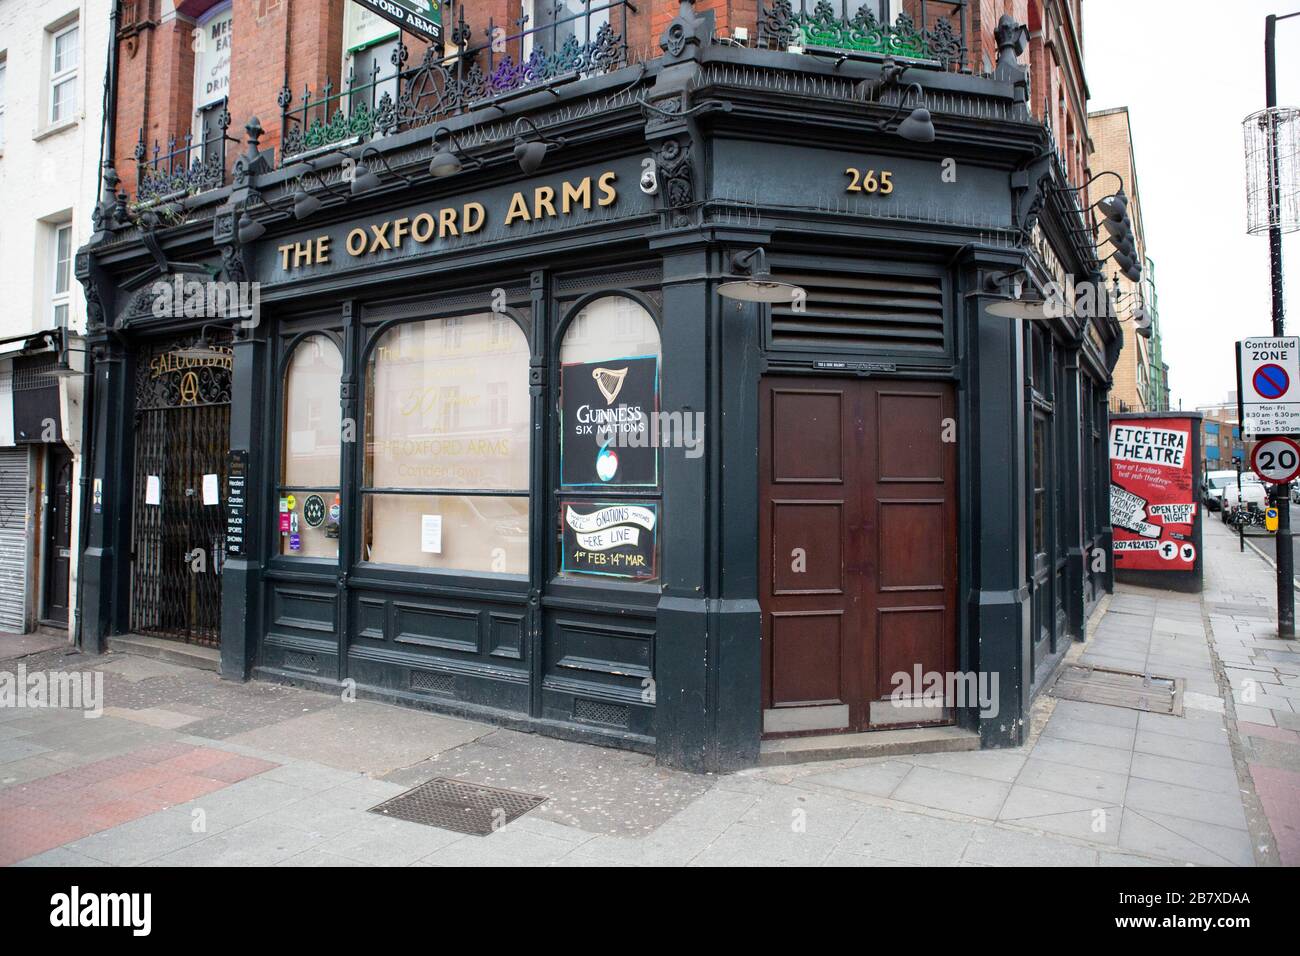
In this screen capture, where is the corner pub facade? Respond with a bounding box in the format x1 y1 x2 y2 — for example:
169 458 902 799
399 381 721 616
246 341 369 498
76 0 1118 771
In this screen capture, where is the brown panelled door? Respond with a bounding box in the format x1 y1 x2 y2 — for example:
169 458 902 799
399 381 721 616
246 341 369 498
759 377 958 736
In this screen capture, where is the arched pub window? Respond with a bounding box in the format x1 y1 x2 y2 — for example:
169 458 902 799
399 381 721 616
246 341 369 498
556 295 662 583
279 333 344 558
363 312 530 573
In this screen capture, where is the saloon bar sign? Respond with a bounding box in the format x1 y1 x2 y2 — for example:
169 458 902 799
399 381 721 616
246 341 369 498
352 0 442 46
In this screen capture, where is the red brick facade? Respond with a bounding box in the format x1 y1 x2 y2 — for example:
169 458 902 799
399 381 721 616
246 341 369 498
110 0 1092 197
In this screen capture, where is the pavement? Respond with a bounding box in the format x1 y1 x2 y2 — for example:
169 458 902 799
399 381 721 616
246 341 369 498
0 518 1296 867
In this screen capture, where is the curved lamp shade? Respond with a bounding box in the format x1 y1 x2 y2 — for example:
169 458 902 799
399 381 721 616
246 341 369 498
237 213 265 244
985 286 1063 321
514 140 548 175
350 162 382 195
429 145 464 177
1097 192 1128 221
293 188 321 220
716 276 805 303
896 107 935 143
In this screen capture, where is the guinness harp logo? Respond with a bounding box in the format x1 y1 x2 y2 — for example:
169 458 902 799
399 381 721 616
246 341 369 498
592 367 628 405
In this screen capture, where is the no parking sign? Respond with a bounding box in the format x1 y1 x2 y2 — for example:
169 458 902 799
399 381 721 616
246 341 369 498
1238 337 1300 438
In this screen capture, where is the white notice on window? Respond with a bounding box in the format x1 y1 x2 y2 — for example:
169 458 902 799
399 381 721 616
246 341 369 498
202 473 219 505
421 514 443 554
145 475 161 506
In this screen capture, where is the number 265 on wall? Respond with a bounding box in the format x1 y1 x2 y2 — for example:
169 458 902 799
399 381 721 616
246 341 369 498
844 168 895 194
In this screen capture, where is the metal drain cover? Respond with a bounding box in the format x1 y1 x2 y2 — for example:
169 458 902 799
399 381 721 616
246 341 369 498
1050 664 1184 716
368 777 547 836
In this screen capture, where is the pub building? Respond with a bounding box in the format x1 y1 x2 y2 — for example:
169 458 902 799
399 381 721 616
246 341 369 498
75 0 1120 771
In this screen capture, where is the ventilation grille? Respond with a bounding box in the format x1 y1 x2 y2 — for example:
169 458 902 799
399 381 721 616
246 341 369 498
411 670 456 696
573 697 630 728
282 651 318 673
769 267 946 353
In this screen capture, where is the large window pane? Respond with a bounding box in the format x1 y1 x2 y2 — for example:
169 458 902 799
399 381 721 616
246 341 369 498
363 494 528 572
280 334 342 557
364 312 530 572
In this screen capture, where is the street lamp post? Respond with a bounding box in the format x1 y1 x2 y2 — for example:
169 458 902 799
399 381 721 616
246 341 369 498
1266 13 1298 637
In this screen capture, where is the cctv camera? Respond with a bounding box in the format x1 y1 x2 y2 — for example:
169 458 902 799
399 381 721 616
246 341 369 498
639 161 659 196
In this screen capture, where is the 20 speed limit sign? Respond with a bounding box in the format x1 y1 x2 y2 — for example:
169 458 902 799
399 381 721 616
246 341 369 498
1250 437 1300 484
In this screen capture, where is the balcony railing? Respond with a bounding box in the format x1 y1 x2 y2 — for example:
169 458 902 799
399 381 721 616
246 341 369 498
278 0 635 165
756 0 969 73
133 98 235 204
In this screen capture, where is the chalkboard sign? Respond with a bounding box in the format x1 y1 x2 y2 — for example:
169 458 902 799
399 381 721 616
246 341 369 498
561 501 658 579
226 449 249 556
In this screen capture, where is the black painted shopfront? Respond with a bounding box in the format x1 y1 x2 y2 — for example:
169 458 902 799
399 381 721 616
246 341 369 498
76 6 1118 771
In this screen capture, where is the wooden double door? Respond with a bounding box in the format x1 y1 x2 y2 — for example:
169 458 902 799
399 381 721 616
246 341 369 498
759 377 958 736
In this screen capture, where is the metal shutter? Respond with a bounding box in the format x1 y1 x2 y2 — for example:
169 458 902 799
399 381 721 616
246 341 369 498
0 447 29 632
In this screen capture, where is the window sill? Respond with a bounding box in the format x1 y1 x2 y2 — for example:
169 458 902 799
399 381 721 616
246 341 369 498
33 116 80 142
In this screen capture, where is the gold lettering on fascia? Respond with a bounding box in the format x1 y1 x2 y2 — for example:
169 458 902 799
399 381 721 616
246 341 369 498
277 171 619 273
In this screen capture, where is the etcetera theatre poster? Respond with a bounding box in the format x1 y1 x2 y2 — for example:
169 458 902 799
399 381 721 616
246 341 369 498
1110 419 1199 571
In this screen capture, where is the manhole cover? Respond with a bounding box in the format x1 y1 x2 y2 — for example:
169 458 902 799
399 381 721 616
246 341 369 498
1050 664 1184 716
368 778 547 836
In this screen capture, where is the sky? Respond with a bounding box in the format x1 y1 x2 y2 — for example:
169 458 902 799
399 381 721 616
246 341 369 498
1082 0 1300 410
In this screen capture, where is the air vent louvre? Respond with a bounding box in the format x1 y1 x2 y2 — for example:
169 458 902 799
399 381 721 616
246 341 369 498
411 670 456 696
282 651 318 673
573 697 630 728
769 267 946 353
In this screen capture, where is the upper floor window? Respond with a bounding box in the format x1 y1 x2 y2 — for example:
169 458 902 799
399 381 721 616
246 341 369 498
192 4 232 156
49 22 78 125
343 1 398 114
523 0 609 58
50 222 72 327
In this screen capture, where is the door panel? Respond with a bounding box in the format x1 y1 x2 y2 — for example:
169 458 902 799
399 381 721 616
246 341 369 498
760 377 957 736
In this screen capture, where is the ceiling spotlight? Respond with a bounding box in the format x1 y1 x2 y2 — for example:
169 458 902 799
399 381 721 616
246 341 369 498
716 247 805 303
429 126 481 178
512 117 566 175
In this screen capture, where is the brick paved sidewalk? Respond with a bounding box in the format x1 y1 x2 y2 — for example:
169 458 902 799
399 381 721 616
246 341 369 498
0 527 1292 866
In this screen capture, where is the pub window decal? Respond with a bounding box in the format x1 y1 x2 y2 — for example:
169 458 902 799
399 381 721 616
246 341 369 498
560 354 659 487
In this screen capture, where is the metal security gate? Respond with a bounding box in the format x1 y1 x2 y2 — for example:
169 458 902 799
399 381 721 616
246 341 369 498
0 446 31 632
129 338 231 646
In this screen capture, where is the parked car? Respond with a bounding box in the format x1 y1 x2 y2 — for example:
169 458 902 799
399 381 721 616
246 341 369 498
1202 470 1241 512
1222 474 1270 523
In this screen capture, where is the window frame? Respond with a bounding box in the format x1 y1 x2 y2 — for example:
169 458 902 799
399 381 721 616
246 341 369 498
48 21 79 126
549 290 664 589
0 55 8 148
274 329 346 563
357 308 532 577
50 221 73 328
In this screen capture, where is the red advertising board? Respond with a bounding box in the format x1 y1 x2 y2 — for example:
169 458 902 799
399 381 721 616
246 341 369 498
1110 417 1198 571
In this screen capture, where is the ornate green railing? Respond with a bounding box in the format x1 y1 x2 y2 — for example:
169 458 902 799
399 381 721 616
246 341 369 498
757 0 969 72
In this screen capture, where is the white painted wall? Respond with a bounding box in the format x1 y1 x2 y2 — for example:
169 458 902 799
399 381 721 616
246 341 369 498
0 0 108 633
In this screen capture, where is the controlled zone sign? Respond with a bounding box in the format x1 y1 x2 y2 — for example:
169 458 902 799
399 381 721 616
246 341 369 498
1238 336 1300 438
1250 436 1300 484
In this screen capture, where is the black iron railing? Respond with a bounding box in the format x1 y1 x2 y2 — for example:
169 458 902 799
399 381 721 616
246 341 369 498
134 98 235 204
757 0 969 72
278 0 634 164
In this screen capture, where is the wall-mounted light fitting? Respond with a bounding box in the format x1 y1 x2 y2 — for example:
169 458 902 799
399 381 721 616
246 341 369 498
429 126 483 178
716 248 805 303
512 117 566 175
